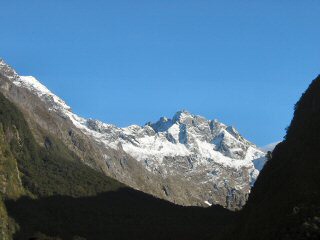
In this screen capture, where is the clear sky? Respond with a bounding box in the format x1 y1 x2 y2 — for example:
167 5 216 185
1 0 319 146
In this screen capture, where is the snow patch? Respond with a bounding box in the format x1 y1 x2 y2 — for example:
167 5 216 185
5 68 268 200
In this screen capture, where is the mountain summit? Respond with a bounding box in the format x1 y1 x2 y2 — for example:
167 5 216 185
0 58 265 209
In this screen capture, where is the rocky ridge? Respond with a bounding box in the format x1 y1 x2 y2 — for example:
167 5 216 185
0 59 266 209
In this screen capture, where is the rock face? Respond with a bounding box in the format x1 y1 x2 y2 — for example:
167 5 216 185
0 59 266 209
85 111 265 208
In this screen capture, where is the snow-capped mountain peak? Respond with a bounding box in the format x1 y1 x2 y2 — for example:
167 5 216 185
0 58 267 209
81 110 266 177
172 109 194 123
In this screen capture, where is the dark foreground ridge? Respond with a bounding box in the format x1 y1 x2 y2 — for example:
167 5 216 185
1 75 320 240
229 75 320 240
6 189 234 240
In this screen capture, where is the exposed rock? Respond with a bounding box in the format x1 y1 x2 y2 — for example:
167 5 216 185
0 58 266 209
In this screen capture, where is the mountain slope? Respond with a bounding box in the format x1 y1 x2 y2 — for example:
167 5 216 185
0 91 27 240
1 58 319 239
0 59 265 209
0 59 180 207
86 110 265 208
0 90 125 239
0 88 234 240
0 90 124 198
228 76 320 240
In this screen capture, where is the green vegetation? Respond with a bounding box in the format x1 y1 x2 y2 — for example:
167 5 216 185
0 200 10 240
0 124 25 199
0 93 26 240
0 92 125 239
0 91 123 199
16 134 124 197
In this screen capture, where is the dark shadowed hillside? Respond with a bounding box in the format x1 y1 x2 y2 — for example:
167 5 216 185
6 190 234 240
229 76 320 240
0 90 124 198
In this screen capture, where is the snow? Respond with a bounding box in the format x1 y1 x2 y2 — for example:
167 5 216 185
14 76 71 111
6 69 268 196
245 146 265 161
167 123 180 142
121 134 191 164
11 74 266 174
253 157 268 172
195 140 254 169
173 110 191 122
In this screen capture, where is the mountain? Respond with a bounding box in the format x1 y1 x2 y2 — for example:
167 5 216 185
0 57 319 240
0 59 265 209
0 83 124 239
86 110 265 208
0 86 234 240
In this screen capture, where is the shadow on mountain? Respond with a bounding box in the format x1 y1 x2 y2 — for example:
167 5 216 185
226 76 320 240
5 188 236 240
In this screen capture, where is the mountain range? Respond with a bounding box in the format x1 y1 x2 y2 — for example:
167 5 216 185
0 58 319 240
0 58 266 209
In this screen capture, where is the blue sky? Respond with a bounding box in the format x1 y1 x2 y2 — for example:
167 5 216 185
1 0 319 146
